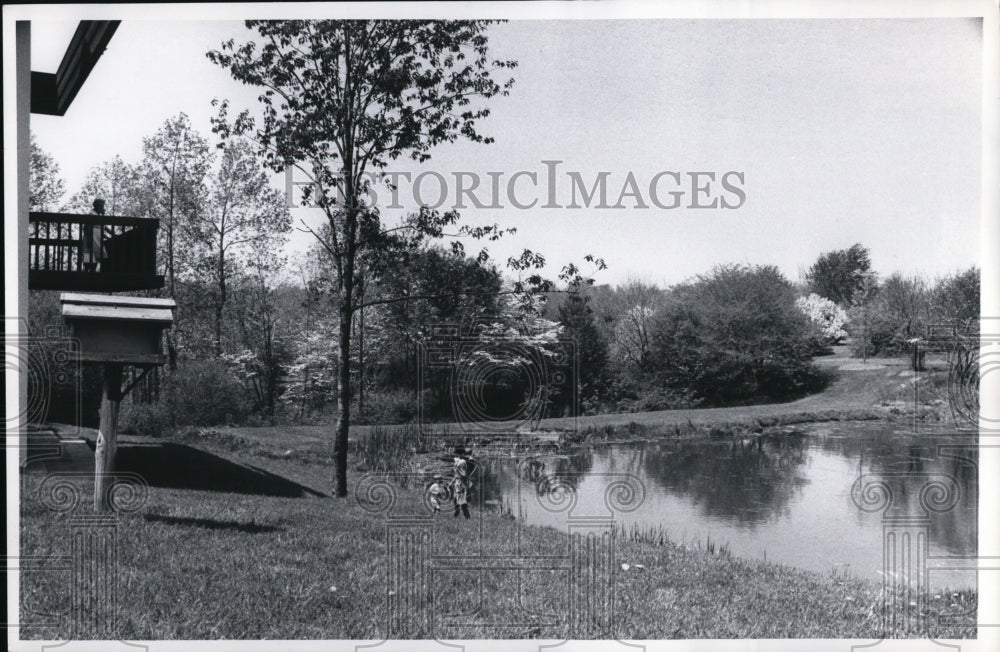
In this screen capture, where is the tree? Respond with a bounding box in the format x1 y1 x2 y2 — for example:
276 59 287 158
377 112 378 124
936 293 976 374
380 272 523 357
62 156 144 215
208 20 520 496
143 113 213 297
188 139 291 354
806 243 872 306
449 293 568 425
607 279 663 377
557 293 610 411
651 265 822 405
367 243 504 391
847 272 932 358
29 133 66 211
932 267 979 331
879 274 930 337
142 113 213 368
232 271 296 419
795 293 849 344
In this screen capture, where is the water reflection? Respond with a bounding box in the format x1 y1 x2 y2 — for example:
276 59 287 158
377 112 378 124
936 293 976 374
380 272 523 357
477 422 977 588
640 435 811 528
478 450 594 506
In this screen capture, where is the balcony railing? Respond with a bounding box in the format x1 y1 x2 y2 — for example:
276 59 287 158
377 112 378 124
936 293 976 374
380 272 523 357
28 212 164 291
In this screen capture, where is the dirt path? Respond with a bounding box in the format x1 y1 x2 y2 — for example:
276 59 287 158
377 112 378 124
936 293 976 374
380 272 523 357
504 345 929 432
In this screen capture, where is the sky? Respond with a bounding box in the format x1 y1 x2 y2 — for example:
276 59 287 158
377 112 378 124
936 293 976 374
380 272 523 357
27 16 984 288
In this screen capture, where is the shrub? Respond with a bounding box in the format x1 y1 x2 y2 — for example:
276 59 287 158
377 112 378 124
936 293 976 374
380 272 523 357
119 358 251 435
166 358 251 427
651 264 825 405
119 399 172 437
848 307 910 357
353 388 418 425
795 293 848 343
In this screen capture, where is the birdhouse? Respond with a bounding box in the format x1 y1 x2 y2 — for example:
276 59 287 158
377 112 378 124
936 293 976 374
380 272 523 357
60 293 175 365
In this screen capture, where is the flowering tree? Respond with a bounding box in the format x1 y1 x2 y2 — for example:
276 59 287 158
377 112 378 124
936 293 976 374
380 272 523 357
442 294 568 426
280 321 340 418
795 293 848 343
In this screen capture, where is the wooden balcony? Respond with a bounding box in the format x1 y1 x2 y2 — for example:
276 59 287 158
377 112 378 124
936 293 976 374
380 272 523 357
29 212 164 292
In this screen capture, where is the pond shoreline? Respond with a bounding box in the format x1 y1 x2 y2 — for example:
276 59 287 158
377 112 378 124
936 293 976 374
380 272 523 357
458 407 948 462
24 355 973 638
23 404 977 639
478 417 977 589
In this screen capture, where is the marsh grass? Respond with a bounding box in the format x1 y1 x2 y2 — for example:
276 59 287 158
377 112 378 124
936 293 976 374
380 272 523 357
618 524 732 559
618 522 674 546
351 424 427 473
701 534 732 558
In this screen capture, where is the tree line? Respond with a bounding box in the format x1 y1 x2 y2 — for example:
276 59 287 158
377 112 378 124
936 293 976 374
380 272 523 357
29 120 980 431
26 20 979 498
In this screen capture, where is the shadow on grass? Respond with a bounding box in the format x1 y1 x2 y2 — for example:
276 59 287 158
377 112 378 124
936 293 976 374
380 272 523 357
108 442 326 498
142 513 284 533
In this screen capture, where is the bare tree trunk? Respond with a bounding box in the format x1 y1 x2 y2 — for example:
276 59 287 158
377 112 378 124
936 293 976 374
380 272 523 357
863 308 868 363
334 26 358 498
166 331 177 371
358 277 365 415
335 299 353 497
265 320 276 419
215 235 226 356
166 164 178 370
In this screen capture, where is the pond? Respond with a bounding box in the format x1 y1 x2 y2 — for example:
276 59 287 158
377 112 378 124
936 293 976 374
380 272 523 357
476 421 978 590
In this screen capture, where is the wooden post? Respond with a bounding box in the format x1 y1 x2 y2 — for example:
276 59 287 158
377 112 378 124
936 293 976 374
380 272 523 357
94 363 123 512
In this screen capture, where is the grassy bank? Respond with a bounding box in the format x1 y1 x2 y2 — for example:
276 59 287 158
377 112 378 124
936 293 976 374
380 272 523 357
21 350 973 639
20 430 975 640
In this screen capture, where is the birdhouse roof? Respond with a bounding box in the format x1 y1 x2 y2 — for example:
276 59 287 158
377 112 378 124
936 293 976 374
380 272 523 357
60 293 175 324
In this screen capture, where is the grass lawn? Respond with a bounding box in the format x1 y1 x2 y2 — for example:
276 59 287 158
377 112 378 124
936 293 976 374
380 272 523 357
19 350 975 639
20 429 975 639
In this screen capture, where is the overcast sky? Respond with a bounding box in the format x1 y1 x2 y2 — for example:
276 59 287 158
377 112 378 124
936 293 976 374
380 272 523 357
28 16 983 287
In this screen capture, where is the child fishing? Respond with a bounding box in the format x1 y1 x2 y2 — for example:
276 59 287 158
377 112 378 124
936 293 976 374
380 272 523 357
450 446 476 519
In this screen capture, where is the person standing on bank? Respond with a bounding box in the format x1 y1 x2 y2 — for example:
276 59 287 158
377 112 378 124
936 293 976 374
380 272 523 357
448 445 476 519
453 453 468 484
451 473 470 519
